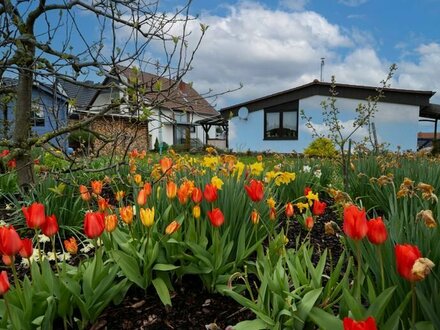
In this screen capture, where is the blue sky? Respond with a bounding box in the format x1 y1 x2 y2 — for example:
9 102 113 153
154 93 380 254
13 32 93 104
157 0 440 112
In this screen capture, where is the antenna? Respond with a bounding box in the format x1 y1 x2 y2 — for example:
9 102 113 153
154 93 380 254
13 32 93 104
320 57 325 81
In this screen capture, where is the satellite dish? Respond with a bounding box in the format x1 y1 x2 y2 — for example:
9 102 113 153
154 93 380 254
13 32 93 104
238 107 249 120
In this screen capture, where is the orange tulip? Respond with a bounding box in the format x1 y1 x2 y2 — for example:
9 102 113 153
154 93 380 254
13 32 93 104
115 190 126 202
250 209 260 225
143 182 152 197
177 184 190 205
91 180 103 195
285 202 294 218
79 185 91 201
98 197 110 212
160 157 173 175
166 181 177 199
305 216 314 230
133 174 142 185
119 206 134 225
137 188 148 206
269 207 277 221
165 221 180 235
105 214 118 232
64 237 78 254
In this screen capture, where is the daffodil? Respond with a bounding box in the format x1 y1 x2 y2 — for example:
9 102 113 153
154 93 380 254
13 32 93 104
274 171 296 186
211 176 224 190
296 202 309 213
249 162 264 176
267 197 276 209
305 191 319 205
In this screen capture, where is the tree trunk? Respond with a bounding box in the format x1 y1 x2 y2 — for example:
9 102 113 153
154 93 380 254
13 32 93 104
14 67 35 188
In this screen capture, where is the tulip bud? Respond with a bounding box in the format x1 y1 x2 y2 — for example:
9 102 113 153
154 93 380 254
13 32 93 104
192 205 201 219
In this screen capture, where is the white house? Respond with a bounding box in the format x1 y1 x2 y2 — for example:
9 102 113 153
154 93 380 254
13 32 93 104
220 80 440 152
65 66 221 153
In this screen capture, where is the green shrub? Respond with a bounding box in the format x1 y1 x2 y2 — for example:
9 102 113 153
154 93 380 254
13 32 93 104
304 137 337 158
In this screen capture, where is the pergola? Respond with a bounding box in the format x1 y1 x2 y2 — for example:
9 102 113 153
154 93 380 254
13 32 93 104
196 115 229 148
419 104 440 149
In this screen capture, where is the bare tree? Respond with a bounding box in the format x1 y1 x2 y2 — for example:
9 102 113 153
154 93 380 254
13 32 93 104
0 0 207 188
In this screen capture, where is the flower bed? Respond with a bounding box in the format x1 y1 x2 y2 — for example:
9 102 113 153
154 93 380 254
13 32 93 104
0 149 438 329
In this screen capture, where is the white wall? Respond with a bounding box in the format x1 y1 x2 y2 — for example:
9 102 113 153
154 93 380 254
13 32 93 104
228 96 420 153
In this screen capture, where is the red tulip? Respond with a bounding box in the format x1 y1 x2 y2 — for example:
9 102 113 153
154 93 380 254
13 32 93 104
192 187 203 204
204 183 218 203
41 214 59 237
312 200 326 216
244 180 264 202
207 208 224 227
395 244 422 281
22 202 46 229
19 238 33 258
84 211 105 239
343 205 368 240
143 182 152 197
2 255 12 266
285 202 294 217
343 316 377 330
305 216 314 230
0 271 10 295
367 217 388 245
304 187 312 196
0 226 23 256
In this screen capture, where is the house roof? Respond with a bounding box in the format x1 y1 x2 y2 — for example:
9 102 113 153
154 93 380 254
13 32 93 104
0 77 68 101
111 65 218 117
59 79 99 109
417 132 440 139
221 80 437 118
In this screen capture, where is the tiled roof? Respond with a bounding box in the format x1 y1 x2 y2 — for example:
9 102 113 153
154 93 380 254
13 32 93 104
113 65 218 117
59 80 99 109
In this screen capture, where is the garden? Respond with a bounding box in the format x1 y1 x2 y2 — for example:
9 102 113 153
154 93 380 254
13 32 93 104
0 146 438 330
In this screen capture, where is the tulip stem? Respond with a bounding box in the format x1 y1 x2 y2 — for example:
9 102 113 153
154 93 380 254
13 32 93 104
35 229 42 264
51 236 60 274
377 245 385 292
4 296 14 327
10 257 21 292
411 282 416 327
355 240 362 300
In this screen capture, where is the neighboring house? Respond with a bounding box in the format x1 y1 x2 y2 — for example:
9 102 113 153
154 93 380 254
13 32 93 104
0 77 69 149
67 66 221 153
220 80 440 152
417 132 440 150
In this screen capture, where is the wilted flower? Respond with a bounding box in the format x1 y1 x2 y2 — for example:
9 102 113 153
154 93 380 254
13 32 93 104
324 221 337 236
416 210 437 228
411 258 435 281
395 244 422 281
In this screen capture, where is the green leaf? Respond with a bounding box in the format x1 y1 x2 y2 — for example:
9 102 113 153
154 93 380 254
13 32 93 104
342 288 365 319
295 288 323 330
152 277 172 306
416 288 440 328
308 307 343 330
367 286 395 323
112 250 145 289
233 319 268 330
382 291 411 330
153 264 180 272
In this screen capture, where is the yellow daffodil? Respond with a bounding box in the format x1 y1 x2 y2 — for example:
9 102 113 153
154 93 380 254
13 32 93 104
305 191 319 205
267 197 276 209
202 156 219 170
249 162 264 176
296 202 309 213
274 172 296 186
233 161 245 178
265 171 277 183
211 176 224 190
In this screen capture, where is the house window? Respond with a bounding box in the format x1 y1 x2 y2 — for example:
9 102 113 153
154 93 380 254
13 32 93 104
264 101 298 140
31 103 45 127
189 125 196 133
